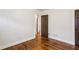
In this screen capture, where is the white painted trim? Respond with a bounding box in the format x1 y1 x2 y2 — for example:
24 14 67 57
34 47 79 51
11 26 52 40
49 35 75 45
1 35 74 49
0 36 34 50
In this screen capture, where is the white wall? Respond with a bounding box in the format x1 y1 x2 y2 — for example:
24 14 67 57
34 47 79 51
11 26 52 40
41 9 75 45
0 9 39 49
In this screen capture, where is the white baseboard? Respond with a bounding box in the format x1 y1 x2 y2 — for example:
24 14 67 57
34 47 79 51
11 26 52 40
49 35 74 45
0 36 34 50
0 35 74 49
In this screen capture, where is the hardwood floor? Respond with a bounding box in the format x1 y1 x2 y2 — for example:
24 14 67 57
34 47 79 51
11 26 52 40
3 37 75 50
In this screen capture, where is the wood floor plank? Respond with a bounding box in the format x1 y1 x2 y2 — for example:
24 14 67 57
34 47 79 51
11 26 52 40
3 38 75 50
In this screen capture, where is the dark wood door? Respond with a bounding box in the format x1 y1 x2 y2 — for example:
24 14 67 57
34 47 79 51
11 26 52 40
75 10 79 47
41 15 48 38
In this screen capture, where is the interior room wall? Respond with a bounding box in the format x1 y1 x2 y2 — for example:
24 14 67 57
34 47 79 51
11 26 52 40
40 9 75 45
0 9 39 49
0 9 75 49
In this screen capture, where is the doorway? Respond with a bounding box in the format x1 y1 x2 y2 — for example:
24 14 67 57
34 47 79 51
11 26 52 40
41 15 48 38
75 10 79 49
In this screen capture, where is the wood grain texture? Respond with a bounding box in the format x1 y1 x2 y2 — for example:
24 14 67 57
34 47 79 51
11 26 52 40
75 45 79 50
75 10 79 47
3 37 74 50
41 15 48 38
